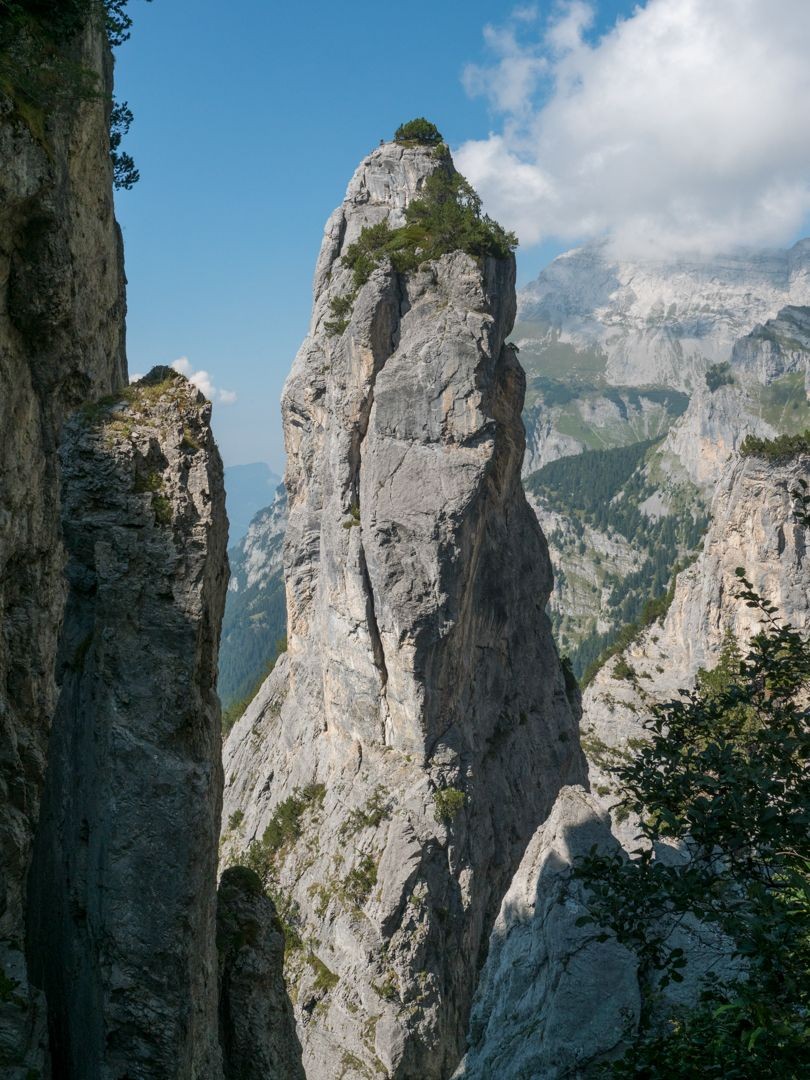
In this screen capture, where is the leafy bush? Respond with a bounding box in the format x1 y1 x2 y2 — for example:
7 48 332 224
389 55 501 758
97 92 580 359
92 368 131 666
339 854 378 908
245 783 326 884
434 787 466 824
740 429 810 462
394 117 443 145
705 361 734 392
574 574 810 1076
326 168 517 335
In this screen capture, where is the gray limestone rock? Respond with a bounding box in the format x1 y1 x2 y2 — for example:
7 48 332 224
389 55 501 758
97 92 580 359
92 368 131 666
217 866 305 1080
583 448 810 810
222 142 585 1079
454 786 640 1080
0 20 126 1074
27 369 229 1078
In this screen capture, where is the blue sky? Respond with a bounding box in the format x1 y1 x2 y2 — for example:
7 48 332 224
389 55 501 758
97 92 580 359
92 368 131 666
114 0 637 470
114 1 810 470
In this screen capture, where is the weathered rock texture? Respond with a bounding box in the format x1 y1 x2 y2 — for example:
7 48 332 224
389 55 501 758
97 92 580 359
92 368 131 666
583 449 810 816
455 786 639 1080
218 866 305 1080
0 21 126 1074
26 370 229 1077
456 450 809 1076
222 142 585 1079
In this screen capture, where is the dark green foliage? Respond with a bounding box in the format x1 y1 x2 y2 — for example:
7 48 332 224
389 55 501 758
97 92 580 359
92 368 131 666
434 787 466 823
574 576 810 1077
705 361 734 392
220 640 285 735
326 168 517 335
740 429 810 462
339 854 378 908
394 117 443 145
612 656 636 681
245 783 326 887
109 98 138 188
338 786 392 839
526 438 657 517
0 0 149 186
579 556 698 687
792 478 810 527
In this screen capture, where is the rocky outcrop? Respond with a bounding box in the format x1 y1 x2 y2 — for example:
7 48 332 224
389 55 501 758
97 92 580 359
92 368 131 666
455 786 640 1080
456 450 809 1075
0 20 126 1073
222 142 584 1078
582 449 810 828
218 866 305 1080
731 304 810 385
26 369 229 1077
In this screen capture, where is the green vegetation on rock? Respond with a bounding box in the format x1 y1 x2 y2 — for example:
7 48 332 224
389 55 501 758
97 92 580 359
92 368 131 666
741 428 810 462
527 438 708 678
393 117 443 145
433 787 466 824
575 576 810 1077
326 167 516 335
0 0 149 186
705 361 734 391
245 783 326 887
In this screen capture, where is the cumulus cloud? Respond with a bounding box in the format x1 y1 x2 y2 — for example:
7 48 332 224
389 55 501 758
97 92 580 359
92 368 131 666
456 0 810 257
171 357 237 405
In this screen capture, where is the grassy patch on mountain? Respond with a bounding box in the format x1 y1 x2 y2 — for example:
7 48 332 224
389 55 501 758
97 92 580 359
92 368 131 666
754 372 810 434
522 377 688 452
512 321 609 385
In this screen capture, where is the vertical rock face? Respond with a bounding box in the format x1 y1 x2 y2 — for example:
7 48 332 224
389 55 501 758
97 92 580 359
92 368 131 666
583 450 810 816
455 786 640 1080
0 21 126 1072
217 866 305 1080
461 450 810 1075
222 142 585 1078
27 370 229 1078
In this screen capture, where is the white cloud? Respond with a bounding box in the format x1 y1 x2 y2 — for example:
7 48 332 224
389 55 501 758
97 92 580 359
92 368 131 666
456 0 810 257
171 357 237 406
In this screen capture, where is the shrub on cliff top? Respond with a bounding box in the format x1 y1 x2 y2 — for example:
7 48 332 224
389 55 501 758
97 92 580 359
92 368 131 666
326 167 517 335
740 429 810 462
394 117 443 145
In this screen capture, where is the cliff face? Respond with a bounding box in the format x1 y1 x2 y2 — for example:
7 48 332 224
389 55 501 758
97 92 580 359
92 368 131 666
0 21 126 1072
455 786 640 1080
583 450 810 792
458 450 810 1074
517 238 810 394
26 370 229 1077
222 142 585 1078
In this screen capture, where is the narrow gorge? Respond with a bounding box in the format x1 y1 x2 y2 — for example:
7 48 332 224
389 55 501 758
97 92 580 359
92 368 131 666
2 7 808 1080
